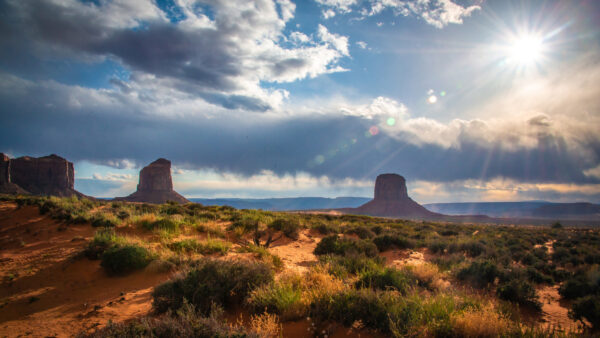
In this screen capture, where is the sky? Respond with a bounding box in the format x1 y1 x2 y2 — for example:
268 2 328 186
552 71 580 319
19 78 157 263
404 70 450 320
1 0 600 203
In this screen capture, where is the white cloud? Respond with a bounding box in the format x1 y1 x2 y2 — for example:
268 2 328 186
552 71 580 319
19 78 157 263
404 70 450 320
315 0 358 14
322 8 336 19
356 41 368 49
366 0 480 28
317 24 350 56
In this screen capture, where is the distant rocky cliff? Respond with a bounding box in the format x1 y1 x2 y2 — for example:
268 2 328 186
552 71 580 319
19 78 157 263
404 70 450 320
0 153 84 197
343 173 440 219
115 158 189 204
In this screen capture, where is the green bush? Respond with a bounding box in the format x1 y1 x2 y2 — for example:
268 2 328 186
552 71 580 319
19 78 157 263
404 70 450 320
321 253 385 277
90 214 118 228
101 244 153 275
456 260 501 288
268 218 300 240
497 279 541 310
314 235 378 257
569 295 600 328
152 259 273 314
372 234 415 251
344 226 375 239
559 275 596 300
312 222 340 235
84 228 123 259
143 218 179 233
355 268 415 294
168 238 231 255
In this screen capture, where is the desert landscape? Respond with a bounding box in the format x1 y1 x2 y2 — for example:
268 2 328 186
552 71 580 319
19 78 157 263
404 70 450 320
0 153 599 336
1 0 600 337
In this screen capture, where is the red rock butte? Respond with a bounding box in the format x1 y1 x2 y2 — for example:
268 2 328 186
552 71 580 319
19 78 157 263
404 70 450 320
349 173 440 219
0 153 84 197
115 158 189 204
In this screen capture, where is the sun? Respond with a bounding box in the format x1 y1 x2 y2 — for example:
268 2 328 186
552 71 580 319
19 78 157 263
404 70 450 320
506 34 544 65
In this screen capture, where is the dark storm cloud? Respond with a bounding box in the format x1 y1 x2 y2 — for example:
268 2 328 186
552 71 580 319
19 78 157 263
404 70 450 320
0 76 597 185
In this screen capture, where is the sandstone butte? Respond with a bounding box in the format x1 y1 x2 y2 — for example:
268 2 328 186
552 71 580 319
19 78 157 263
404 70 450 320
115 158 189 204
344 173 441 219
0 153 84 197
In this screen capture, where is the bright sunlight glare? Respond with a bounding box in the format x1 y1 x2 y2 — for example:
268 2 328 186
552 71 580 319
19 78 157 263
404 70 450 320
507 34 544 65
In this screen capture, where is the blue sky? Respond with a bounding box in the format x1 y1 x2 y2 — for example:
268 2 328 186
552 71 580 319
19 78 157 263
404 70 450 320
1 0 600 203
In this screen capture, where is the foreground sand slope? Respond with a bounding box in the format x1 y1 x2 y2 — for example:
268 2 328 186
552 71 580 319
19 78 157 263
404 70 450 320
0 203 171 337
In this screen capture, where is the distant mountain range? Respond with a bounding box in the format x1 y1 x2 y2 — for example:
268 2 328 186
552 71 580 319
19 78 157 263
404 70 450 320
189 197 370 211
424 201 600 220
189 197 599 221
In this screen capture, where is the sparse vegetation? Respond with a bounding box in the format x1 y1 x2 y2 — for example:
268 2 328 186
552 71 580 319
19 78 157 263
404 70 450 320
3 194 600 336
152 258 273 314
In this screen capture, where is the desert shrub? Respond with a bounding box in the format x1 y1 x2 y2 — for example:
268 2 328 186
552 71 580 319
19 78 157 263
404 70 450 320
405 263 443 289
355 268 415 294
569 295 600 328
160 202 185 216
526 267 553 284
168 238 231 255
440 229 459 236
431 253 465 271
152 259 273 314
229 215 260 233
344 226 375 239
194 223 225 238
310 288 395 333
449 240 486 257
90 214 118 228
268 218 300 240
101 244 153 275
456 260 501 288
314 235 378 257
143 218 180 233
496 279 541 310
84 228 125 259
247 273 305 320
428 240 448 254
372 234 415 251
83 301 259 338
320 253 385 277
559 274 598 300
312 222 340 235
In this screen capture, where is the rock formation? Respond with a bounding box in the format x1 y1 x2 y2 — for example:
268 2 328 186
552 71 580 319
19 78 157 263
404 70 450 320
347 173 440 219
115 158 189 204
0 153 83 196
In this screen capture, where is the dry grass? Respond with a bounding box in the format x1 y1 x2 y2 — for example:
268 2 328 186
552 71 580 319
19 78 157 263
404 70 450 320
452 307 511 338
250 312 281 338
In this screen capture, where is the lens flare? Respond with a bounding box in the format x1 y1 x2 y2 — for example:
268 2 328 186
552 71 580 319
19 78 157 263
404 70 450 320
386 117 396 126
369 126 379 135
428 95 437 104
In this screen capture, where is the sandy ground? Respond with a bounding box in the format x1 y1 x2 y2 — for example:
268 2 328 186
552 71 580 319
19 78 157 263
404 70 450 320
0 203 171 337
269 230 320 274
537 285 581 331
0 202 580 336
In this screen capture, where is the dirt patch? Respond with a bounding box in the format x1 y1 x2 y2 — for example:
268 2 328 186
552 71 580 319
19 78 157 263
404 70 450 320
537 285 581 332
268 230 321 274
0 202 172 337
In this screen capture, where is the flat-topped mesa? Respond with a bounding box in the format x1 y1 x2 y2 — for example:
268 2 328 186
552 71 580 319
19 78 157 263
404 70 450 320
349 173 440 219
115 158 189 204
0 153 82 196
